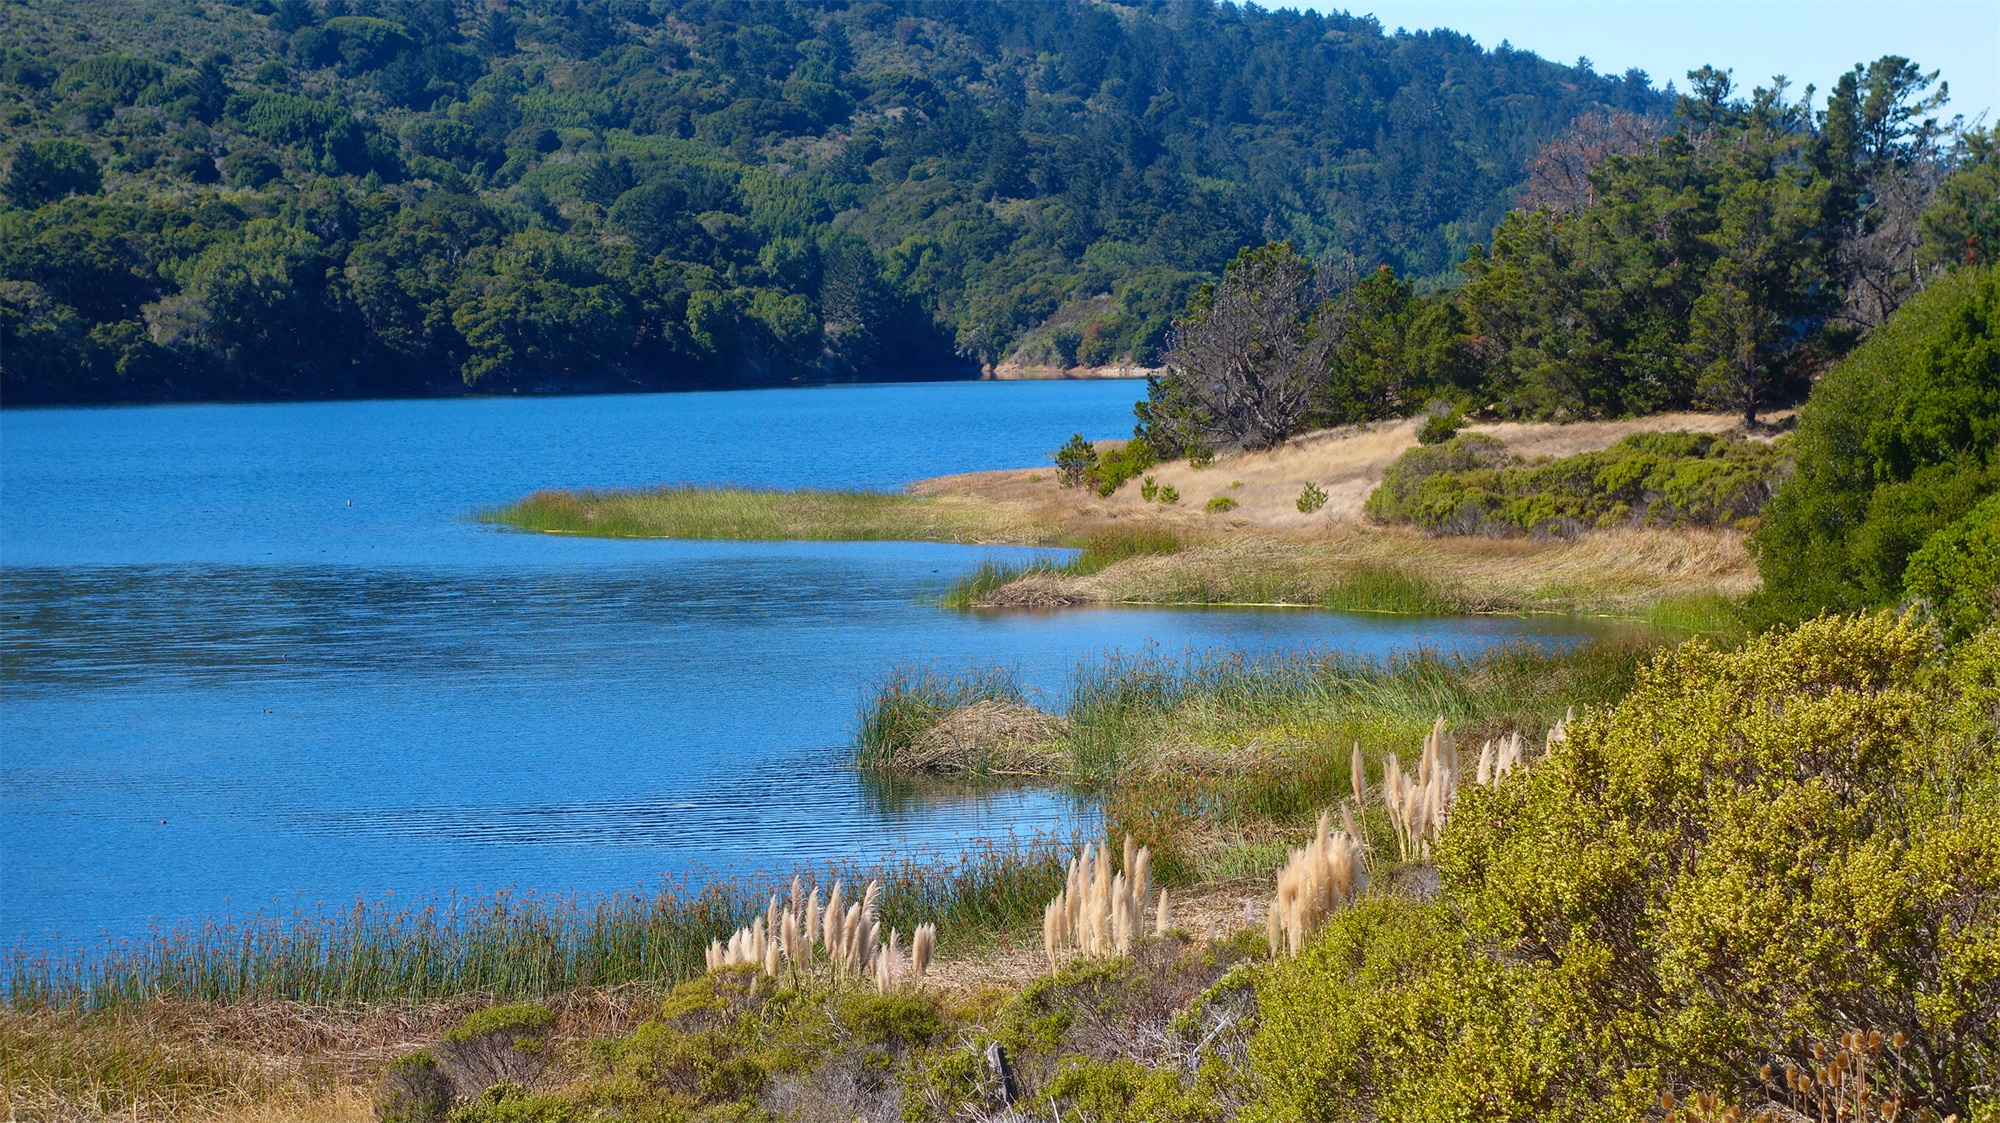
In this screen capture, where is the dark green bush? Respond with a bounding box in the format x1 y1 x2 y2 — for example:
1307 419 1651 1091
1055 433 1099 489
4 139 101 208
1365 430 1786 536
1754 265 2000 620
378 1049 454 1123
1250 614 2000 1122
1415 404 1462 445
1904 492 2000 643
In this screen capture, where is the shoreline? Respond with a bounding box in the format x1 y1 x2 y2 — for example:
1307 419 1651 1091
481 412 1768 629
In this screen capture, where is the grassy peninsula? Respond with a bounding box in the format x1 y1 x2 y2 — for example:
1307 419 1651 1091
482 486 1058 546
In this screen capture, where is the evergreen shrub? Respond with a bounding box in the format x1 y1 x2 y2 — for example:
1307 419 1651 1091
1250 614 1999 1122
1754 265 2000 619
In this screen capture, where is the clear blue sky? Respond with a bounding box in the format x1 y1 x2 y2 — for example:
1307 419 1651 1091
1297 1 1999 126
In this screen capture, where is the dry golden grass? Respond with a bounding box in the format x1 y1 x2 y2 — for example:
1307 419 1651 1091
968 522 1757 617
1 989 663 1123
908 412 1768 618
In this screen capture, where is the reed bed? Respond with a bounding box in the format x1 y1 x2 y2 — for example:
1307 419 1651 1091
482 485 1058 544
854 667 1028 770
6 838 1072 1012
858 639 1647 884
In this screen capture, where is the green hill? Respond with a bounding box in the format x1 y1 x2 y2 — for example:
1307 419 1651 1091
0 0 1660 401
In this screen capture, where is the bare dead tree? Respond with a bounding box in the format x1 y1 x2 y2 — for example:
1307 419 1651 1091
1520 109 1665 213
1837 160 1953 331
1157 244 1320 450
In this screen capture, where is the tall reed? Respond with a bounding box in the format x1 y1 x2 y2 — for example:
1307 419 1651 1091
7 836 1074 1011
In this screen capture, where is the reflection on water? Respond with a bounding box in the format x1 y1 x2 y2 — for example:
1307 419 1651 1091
1 383 1619 953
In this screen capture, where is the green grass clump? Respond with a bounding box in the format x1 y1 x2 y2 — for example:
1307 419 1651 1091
854 667 1026 769
1250 614 2000 1122
481 486 1053 544
1315 564 1460 615
1367 430 1789 536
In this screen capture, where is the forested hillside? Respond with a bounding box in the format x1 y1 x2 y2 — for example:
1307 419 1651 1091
0 0 1660 402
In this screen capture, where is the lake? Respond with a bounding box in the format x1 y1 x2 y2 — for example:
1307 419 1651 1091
1 382 1611 955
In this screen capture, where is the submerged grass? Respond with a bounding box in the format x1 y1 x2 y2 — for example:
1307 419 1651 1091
5 838 1071 1012
483 485 1058 544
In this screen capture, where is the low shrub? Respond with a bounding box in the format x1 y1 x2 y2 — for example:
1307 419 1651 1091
1204 496 1238 513
437 1004 556 1099
1365 430 1787 536
1158 484 1180 504
1295 482 1327 513
1250 614 2000 1122
1095 438 1159 496
1415 403 1462 445
378 1049 453 1123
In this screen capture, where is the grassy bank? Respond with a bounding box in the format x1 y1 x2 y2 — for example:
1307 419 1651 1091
482 486 1061 544
953 525 1758 626
7 841 1071 1012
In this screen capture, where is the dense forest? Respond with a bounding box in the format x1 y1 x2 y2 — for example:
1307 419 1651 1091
0 0 1664 402
1136 60 1999 447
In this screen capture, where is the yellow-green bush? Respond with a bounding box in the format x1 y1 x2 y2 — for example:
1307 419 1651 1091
1365 430 1788 536
1251 614 1998 1122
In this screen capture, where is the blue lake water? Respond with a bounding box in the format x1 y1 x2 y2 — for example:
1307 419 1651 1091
1 382 1611 954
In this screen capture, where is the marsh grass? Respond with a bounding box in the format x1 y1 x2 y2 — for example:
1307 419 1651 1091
483 486 1056 544
5 838 1072 1013
1635 592 1752 639
940 526 1186 607
1315 564 1463 615
855 640 1650 885
854 667 1027 769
